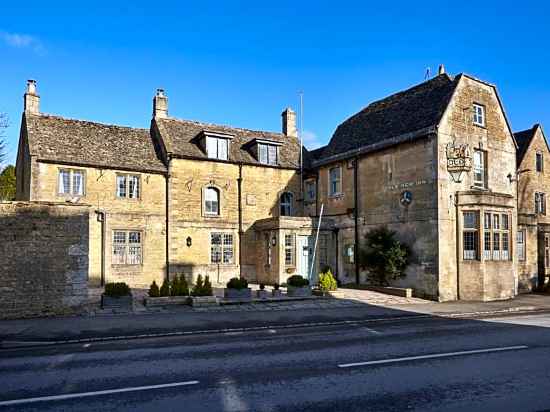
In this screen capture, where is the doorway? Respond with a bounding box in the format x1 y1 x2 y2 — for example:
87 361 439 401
297 235 313 282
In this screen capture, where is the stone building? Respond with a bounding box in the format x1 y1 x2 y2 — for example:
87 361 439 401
515 124 550 292
12 69 548 301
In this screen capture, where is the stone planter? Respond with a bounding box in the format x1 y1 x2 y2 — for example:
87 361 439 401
287 286 312 297
256 290 269 299
144 296 190 307
224 288 252 300
101 294 133 310
190 296 218 307
271 289 282 298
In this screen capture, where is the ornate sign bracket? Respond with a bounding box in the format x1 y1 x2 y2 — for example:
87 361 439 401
446 140 471 183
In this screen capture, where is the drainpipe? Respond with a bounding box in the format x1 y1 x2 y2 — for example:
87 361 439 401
354 157 360 284
315 172 319 216
455 192 461 300
95 210 106 287
165 156 172 282
334 228 340 282
238 163 244 279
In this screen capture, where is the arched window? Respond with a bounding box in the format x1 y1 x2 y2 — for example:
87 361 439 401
205 187 220 215
280 192 293 216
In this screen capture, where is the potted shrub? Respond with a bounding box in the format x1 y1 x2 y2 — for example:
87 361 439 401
224 277 252 300
256 283 269 299
317 269 340 297
286 275 311 297
101 282 132 309
190 275 217 307
145 275 191 306
271 283 282 297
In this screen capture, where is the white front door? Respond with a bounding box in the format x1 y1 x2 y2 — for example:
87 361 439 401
297 236 313 281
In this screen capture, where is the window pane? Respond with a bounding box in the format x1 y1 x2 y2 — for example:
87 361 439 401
259 144 268 164
73 172 83 195
223 234 233 263
463 232 476 260
117 175 127 198
129 176 139 199
501 214 508 230
205 187 219 214
330 167 341 195
484 213 491 229
59 170 70 194
268 145 277 165
280 192 292 216
463 212 477 229
285 234 293 265
218 138 228 160
211 233 222 263
112 231 126 265
206 137 218 159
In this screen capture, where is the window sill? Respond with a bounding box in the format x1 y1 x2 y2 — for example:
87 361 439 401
473 123 487 129
470 186 490 191
111 264 143 268
204 214 221 218
329 193 344 199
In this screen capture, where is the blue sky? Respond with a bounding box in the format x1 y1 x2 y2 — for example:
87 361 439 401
1 1 549 165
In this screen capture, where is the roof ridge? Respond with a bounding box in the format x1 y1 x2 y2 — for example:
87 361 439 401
30 113 148 132
161 115 285 137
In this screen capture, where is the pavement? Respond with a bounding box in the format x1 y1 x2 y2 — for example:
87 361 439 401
2 311 550 411
1 290 549 348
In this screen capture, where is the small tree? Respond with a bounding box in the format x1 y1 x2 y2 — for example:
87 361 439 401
0 165 16 201
360 226 410 286
148 281 160 297
0 113 8 166
179 275 190 296
170 275 180 296
191 274 204 297
318 269 337 292
159 278 170 297
203 275 213 296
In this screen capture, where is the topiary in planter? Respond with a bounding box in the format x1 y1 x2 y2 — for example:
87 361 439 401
104 282 131 297
159 278 170 297
178 275 190 296
287 275 309 287
148 281 160 297
226 277 248 290
170 276 180 297
318 270 337 292
202 275 213 296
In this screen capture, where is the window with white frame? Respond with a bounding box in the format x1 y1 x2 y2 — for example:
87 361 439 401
280 192 293 216
329 166 342 196
483 212 511 261
116 174 140 199
58 169 85 196
305 180 316 202
112 230 142 265
210 232 233 264
258 143 278 165
536 152 544 173
473 103 485 126
535 192 546 215
206 136 229 160
473 150 486 189
204 187 220 215
284 234 294 266
517 230 526 261
463 211 479 260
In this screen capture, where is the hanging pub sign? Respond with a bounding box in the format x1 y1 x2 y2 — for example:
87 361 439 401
446 141 471 183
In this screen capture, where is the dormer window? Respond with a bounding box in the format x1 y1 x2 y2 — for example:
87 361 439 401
250 138 282 166
200 131 234 161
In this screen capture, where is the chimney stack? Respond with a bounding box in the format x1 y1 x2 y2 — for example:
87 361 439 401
24 79 40 114
438 64 446 75
281 107 297 137
153 88 168 118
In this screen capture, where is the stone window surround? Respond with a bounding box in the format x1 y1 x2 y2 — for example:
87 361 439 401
483 211 511 261
304 179 316 203
116 173 141 200
111 229 143 266
57 167 86 198
535 192 546 215
536 151 544 173
462 210 479 261
279 191 294 216
328 165 343 198
202 184 223 218
517 229 526 261
284 233 294 266
472 149 488 190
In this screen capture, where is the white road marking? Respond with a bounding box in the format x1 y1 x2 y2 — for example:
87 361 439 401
338 345 528 368
362 327 381 335
0 380 200 406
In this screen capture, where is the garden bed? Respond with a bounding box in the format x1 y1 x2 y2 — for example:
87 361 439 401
144 296 190 307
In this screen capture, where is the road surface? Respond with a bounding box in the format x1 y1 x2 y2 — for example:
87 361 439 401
2 312 550 411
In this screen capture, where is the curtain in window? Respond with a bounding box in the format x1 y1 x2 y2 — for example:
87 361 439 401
128 176 139 199
259 144 268 164
117 175 127 198
217 139 228 160
206 137 218 159
268 145 277 165
59 170 71 194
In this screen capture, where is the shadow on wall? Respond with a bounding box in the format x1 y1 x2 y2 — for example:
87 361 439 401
0 202 90 319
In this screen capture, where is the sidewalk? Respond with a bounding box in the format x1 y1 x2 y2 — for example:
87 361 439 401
1 293 548 348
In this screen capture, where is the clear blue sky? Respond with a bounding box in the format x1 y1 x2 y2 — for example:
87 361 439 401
1 1 549 165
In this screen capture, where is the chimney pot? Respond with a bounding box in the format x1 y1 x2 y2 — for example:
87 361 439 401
438 64 446 75
282 107 297 138
24 79 40 114
153 88 168 118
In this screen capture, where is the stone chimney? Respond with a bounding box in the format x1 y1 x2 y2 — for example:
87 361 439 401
281 107 297 137
24 79 40 114
153 88 168 118
438 64 446 75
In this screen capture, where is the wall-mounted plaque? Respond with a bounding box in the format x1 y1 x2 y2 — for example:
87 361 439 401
446 142 471 183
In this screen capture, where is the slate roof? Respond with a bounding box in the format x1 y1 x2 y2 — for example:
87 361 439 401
316 73 459 162
154 117 301 169
514 124 539 166
25 114 166 173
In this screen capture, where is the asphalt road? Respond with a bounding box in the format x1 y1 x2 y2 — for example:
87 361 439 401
2 313 550 411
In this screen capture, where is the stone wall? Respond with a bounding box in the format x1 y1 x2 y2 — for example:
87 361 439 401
0 202 89 319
